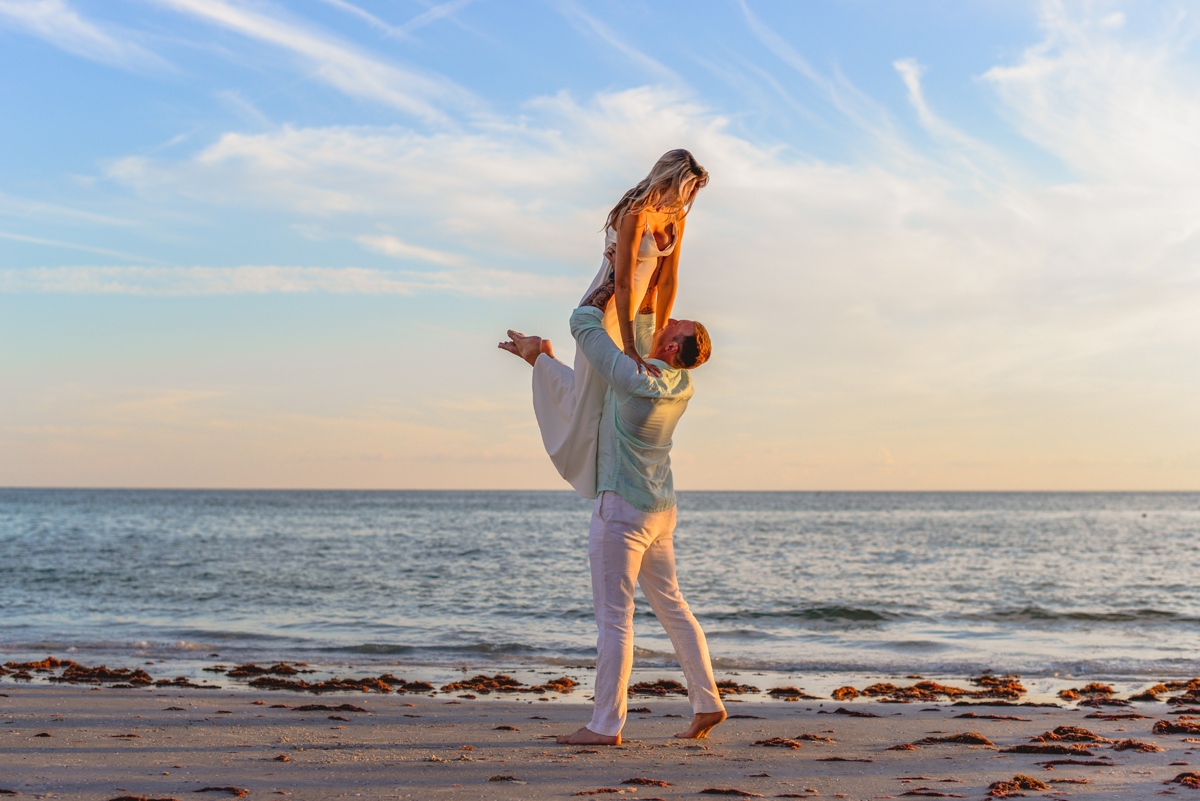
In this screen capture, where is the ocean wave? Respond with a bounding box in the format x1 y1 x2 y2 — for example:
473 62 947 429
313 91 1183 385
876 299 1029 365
706 605 914 624
954 606 1200 625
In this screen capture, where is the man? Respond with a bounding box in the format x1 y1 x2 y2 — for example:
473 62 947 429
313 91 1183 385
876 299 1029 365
499 270 726 745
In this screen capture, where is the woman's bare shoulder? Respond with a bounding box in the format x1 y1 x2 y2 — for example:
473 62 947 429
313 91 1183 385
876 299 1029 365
618 207 649 229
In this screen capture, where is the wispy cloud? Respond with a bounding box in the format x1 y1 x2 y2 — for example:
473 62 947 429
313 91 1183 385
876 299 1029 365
0 265 579 297
550 0 679 84
357 234 464 266
146 0 476 122
313 0 402 36
736 0 905 158
0 230 154 261
893 58 1010 186
0 0 164 68
400 0 478 35
0 190 138 226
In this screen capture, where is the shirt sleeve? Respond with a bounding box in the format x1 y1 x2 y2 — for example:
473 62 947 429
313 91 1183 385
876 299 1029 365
635 313 655 358
570 306 648 403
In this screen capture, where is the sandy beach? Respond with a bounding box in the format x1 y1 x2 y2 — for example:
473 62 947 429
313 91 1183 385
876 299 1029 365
3 673 1198 800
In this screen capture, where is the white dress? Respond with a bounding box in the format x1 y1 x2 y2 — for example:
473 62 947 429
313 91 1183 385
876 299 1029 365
532 223 677 498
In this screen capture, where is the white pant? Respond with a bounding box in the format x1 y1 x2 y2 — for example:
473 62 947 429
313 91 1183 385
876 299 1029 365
587 491 724 736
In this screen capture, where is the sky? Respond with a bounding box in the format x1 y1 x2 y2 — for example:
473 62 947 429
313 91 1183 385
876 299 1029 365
1 0 1198 491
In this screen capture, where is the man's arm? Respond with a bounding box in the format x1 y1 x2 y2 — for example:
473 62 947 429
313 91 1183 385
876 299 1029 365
572 273 649 402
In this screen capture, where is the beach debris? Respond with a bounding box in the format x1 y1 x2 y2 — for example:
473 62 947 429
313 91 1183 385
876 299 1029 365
901 790 964 798
1059 682 1114 699
622 778 672 786
111 733 141 738
1002 744 1095 756
493 725 520 731
1030 726 1112 744
792 733 836 742
888 743 921 751
487 775 524 783
248 675 393 693
1049 778 1089 784
1111 739 1163 752
1155 719 1200 735
440 674 577 695
1035 759 1113 768
628 679 687 696
629 707 653 714
987 775 1050 798
949 700 1059 708
271 754 291 761
291 703 366 713
0 791 19 796
1084 712 1148 720
752 737 803 750
698 790 763 797
225 663 302 677
192 788 248 798
571 790 625 796
108 797 180 801
153 677 219 690
728 714 762 719
4 657 73 671
33 732 51 737
1164 772 1200 789
816 756 874 762
717 680 761 695
829 706 880 717
766 686 818 699
828 676 1026 705
912 732 994 746
953 713 1029 721
327 715 349 721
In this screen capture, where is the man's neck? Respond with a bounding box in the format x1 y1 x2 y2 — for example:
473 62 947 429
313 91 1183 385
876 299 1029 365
648 352 676 369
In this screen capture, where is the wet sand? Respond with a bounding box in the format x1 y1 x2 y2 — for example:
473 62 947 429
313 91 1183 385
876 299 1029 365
3 684 1198 800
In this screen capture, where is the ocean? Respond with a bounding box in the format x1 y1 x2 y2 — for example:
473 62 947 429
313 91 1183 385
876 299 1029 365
1 489 1197 695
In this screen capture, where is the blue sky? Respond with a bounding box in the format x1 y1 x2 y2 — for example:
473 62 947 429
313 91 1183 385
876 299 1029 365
2 0 1199 489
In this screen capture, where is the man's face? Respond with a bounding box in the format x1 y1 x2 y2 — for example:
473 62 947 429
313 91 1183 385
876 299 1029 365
651 318 695 362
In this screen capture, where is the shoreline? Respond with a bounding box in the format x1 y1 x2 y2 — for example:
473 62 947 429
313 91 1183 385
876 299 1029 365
3 684 1198 800
3 658 1199 799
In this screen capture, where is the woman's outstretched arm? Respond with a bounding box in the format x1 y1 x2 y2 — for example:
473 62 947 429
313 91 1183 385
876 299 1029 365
654 215 685 331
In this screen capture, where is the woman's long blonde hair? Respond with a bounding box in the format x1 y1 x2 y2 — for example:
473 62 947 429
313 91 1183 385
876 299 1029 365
604 149 709 231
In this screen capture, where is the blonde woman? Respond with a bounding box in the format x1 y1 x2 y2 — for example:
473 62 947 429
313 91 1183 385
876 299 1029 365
520 149 709 499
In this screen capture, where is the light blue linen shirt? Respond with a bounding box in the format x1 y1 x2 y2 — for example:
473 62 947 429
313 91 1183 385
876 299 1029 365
569 306 694 513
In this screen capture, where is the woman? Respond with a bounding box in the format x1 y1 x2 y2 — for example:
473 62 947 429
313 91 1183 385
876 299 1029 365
531 149 709 498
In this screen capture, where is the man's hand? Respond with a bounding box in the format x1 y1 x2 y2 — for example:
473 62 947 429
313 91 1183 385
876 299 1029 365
581 270 616 310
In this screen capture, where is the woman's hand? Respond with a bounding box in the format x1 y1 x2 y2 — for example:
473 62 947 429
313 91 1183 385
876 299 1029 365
624 343 661 377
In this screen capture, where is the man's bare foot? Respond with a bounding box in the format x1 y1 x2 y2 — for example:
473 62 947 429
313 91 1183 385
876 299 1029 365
674 710 726 739
498 330 553 366
555 726 620 745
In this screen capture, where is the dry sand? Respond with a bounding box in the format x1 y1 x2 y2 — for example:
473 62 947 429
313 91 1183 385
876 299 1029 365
2 685 1198 800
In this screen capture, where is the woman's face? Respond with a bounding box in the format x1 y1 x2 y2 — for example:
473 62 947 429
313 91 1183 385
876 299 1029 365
654 179 695 213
